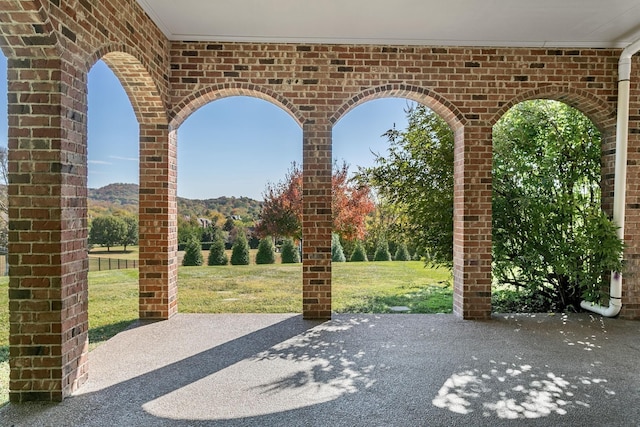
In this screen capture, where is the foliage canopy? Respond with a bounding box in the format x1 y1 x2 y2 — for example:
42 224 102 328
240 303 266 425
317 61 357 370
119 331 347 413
493 100 623 310
89 216 127 252
362 104 454 266
363 100 623 312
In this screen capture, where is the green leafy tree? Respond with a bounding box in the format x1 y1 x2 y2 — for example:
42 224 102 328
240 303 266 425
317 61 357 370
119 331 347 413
255 237 276 264
493 100 623 311
207 233 228 266
89 215 127 252
178 216 201 246
363 104 454 266
182 237 204 266
350 241 368 262
373 239 392 261
281 238 300 263
331 233 346 262
394 243 411 261
364 100 622 312
230 232 250 265
122 215 138 251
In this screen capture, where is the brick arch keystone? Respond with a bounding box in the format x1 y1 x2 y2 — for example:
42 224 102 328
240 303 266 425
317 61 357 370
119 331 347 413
86 45 168 125
491 85 616 131
330 84 467 131
170 83 305 129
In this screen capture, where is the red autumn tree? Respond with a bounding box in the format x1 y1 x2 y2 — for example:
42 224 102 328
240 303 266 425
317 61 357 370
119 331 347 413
332 162 375 241
256 161 374 241
256 163 304 240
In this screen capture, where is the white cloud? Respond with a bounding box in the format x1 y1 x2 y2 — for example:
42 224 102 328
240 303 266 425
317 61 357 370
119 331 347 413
109 155 138 162
88 160 112 165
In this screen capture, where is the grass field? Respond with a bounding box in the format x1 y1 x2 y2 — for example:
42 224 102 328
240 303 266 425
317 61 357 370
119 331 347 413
0 261 451 405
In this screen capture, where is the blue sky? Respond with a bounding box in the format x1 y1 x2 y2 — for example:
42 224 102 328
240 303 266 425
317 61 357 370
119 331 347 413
0 56 411 200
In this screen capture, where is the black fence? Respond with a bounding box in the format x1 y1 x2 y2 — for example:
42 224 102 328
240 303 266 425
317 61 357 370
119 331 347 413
0 255 138 275
89 257 138 272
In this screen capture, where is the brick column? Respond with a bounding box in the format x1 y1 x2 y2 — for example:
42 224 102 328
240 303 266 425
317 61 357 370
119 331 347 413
452 125 493 320
302 121 332 319
621 120 640 318
138 125 178 319
8 57 89 402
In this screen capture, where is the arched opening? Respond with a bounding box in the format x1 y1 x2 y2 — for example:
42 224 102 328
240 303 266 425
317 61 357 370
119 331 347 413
491 99 620 314
332 97 454 314
86 59 140 348
175 95 303 313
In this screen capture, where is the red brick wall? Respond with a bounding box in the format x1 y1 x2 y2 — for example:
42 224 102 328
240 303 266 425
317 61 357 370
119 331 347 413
167 42 640 320
1 0 640 403
1 0 173 402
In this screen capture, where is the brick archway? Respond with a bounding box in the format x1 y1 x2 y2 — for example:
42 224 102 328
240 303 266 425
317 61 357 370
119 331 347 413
330 84 467 131
87 46 168 125
87 47 177 320
491 86 631 315
332 84 486 319
491 85 616 129
171 83 305 129
493 85 618 211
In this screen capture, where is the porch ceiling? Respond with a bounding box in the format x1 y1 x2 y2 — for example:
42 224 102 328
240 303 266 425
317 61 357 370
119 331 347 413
136 0 640 48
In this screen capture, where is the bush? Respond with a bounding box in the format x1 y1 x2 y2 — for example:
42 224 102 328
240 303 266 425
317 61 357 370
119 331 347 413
373 239 392 261
350 241 368 262
182 237 204 266
230 233 250 265
256 237 276 264
332 233 346 262
394 243 411 261
207 234 228 266
492 287 549 313
281 238 300 263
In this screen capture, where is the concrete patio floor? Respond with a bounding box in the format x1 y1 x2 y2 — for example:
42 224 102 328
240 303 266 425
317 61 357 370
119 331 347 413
1 313 639 426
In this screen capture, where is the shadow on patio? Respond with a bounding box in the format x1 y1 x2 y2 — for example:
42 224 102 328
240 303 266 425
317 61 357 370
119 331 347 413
1 313 639 426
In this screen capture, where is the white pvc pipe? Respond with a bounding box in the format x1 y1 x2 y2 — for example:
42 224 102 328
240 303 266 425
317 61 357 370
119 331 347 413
581 39 640 316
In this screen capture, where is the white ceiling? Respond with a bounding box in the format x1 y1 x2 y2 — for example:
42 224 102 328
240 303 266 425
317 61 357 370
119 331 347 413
136 0 640 48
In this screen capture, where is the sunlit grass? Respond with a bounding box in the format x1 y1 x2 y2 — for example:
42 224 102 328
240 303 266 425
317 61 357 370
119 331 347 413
333 262 452 313
88 245 139 260
0 261 452 406
179 264 303 313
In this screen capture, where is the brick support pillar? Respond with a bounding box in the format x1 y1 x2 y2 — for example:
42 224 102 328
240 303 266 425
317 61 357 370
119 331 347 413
620 123 640 318
302 121 332 319
8 57 89 402
452 126 492 320
139 125 178 320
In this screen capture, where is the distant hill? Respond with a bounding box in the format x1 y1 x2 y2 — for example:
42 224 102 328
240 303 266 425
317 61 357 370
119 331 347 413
89 183 139 207
88 183 262 221
179 195 262 220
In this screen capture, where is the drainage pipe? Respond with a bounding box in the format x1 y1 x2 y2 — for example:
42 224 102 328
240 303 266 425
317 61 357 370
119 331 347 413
581 39 640 316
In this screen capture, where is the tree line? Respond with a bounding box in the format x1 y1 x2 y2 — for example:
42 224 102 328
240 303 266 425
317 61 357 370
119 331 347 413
89 214 138 252
78 98 624 312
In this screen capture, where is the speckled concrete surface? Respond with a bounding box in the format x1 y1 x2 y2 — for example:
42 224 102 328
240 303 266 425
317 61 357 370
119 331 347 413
1 313 639 426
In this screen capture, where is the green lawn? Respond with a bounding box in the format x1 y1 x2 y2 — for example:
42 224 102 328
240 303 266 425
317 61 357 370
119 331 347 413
0 261 451 405
89 245 139 260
